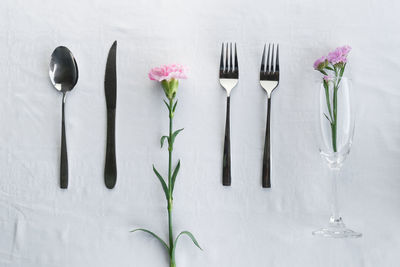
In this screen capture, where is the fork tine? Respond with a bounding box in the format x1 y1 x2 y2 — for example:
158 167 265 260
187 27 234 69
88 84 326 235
225 43 229 72
261 44 266 73
229 43 233 71
271 44 275 72
234 43 238 72
220 43 224 72
266 44 271 72
275 44 279 72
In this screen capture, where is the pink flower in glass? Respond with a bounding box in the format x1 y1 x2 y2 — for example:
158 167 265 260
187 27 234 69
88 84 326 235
340 45 352 56
327 45 351 65
313 56 326 70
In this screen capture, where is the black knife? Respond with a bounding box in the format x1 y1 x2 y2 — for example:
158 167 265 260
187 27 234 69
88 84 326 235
104 41 117 189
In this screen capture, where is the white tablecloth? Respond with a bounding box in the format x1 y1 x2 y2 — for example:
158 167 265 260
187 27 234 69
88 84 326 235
0 0 399 266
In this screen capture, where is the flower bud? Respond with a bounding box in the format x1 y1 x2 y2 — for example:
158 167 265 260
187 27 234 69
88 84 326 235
161 78 179 100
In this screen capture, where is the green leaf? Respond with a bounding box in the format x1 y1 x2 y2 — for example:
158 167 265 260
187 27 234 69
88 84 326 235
153 165 169 200
170 128 184 145
339 64 345 77
163 100 171 110
323 80 329 90
160 136 169 148
323 82 333 120
323 113 332 123
131 228 169 251
319 69 328 76
173 231 202 253
171 160 180 193
172 100 178 113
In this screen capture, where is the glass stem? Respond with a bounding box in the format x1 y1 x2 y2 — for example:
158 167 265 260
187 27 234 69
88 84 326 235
330 169 341 222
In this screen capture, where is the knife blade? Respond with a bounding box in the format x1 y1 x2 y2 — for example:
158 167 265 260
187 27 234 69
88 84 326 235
104 40 117 189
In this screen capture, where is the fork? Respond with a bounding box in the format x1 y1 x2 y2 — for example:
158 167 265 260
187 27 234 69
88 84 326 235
260 43 279 188
219 42 238 186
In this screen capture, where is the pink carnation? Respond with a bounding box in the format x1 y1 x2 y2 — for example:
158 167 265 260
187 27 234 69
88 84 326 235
327 45 351 65
323 75 332 82
313 56 326 70
148 64 187 82
339 45 351 56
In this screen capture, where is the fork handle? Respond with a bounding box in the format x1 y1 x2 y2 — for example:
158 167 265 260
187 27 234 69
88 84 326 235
262 97 271 188
222 96 231 186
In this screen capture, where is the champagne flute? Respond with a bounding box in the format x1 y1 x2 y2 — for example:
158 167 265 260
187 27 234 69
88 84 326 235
313 76 362 238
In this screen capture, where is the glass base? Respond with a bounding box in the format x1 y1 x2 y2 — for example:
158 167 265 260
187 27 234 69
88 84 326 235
312 217 362 238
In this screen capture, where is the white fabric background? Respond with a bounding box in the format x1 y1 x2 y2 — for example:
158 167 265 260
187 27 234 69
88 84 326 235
0 0 399 266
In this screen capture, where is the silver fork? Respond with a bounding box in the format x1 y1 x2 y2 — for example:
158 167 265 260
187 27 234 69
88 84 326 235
260 43 279 188
219 42 238 186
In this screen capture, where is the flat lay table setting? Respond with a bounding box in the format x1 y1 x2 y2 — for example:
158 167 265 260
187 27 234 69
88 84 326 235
0 0 399 266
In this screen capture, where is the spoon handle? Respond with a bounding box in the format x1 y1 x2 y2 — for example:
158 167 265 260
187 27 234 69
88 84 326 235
60 94 68 189
105 108 117 189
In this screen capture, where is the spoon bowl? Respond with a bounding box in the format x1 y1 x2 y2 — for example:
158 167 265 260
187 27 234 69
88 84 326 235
49 46 78 93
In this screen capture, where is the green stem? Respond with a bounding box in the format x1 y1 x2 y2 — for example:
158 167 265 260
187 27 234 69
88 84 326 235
168 201 174 266
167 97 175 266
168 99 173 189
323 82 336 152
331 121 337 152
327 67 341 153
332 84 338 153
324 84 333 122
332 67 342 153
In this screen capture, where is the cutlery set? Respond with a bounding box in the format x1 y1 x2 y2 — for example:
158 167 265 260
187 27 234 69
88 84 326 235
49 41 118 189
49 41 279 190
219 42 280 188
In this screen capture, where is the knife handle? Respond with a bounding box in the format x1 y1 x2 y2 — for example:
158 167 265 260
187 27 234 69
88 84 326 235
262 97 271 188
105 108 117 189
222 96 231 186
60 95 68 189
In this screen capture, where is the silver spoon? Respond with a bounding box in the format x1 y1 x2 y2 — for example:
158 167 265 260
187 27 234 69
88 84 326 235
49 46 79 189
